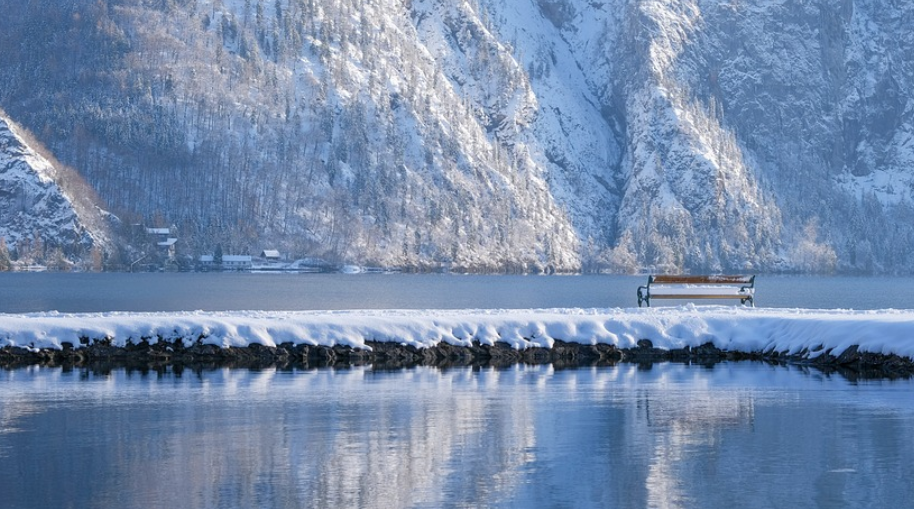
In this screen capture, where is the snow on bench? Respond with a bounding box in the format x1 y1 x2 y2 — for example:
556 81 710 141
637 275 755 307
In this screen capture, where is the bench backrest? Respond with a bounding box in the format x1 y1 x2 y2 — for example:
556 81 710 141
650 275 754 285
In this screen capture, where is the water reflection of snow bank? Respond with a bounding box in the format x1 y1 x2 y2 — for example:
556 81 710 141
1 305 914 358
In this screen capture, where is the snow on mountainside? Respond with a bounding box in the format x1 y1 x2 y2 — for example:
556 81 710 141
0 0 580 272
611 0 783 272
1 0 913 272
666 0 914 272
0 112 110 267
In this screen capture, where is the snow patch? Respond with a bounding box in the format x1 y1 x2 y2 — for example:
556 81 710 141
2 306 914 359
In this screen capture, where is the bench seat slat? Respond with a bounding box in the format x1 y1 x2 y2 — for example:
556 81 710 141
651 275 753 285
648 294 751 300
647 287 752 296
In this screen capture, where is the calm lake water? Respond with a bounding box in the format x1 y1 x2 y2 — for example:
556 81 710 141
2 363 913 509
1 272 913 312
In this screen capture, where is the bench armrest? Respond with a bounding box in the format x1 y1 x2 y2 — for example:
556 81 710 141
637 285 649 307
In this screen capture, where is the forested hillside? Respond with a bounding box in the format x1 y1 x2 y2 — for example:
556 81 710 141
1 0 913 273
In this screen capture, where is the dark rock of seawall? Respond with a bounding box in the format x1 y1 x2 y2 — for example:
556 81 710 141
2 339 912 380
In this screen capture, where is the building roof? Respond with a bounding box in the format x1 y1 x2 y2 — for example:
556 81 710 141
261 249 281 259
146 227 172 235
223 255 253 263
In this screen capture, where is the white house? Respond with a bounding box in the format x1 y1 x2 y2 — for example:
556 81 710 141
222 255 253 271
197 254 252 271
145 226 178 261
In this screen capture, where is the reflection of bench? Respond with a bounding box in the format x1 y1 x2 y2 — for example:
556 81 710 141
637 275 756 307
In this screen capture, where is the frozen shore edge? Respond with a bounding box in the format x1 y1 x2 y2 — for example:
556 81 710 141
2 306 914 377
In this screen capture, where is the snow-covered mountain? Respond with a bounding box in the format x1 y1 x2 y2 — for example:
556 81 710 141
1 0 912 272
0 111 110 267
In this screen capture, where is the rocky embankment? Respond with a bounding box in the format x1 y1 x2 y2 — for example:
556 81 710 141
2 339 912 380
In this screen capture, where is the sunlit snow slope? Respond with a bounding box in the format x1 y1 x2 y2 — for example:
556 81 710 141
1 0 913 272
0 112 109 264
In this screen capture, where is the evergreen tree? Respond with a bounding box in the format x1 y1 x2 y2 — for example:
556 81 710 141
0 238 11 271
214 243 224 268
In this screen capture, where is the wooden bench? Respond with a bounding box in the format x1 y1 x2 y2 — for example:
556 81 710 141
637 275 756 307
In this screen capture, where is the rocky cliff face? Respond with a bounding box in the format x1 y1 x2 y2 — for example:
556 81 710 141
480 0 914 272
0 112 110 265
0 0 912 272
663 0 914 272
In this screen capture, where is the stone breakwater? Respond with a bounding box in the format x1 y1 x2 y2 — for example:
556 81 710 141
4 307 914 378
2 339 912 379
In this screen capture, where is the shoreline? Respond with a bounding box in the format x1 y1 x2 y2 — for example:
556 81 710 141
3 340 912 380
3 306 914 379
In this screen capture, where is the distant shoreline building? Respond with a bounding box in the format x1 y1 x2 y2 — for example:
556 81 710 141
223 255 253 271
260 249 281 261
198 253 252 271
137 225 178 270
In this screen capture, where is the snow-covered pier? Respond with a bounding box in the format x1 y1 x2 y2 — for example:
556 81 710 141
2 306 913 374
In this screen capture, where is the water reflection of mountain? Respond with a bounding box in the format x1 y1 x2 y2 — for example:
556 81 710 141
0 367 543 508
633 374 756 509
2 365 914 508
292 367 539 508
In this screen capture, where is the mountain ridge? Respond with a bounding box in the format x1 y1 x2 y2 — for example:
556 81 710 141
1 0 912 273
